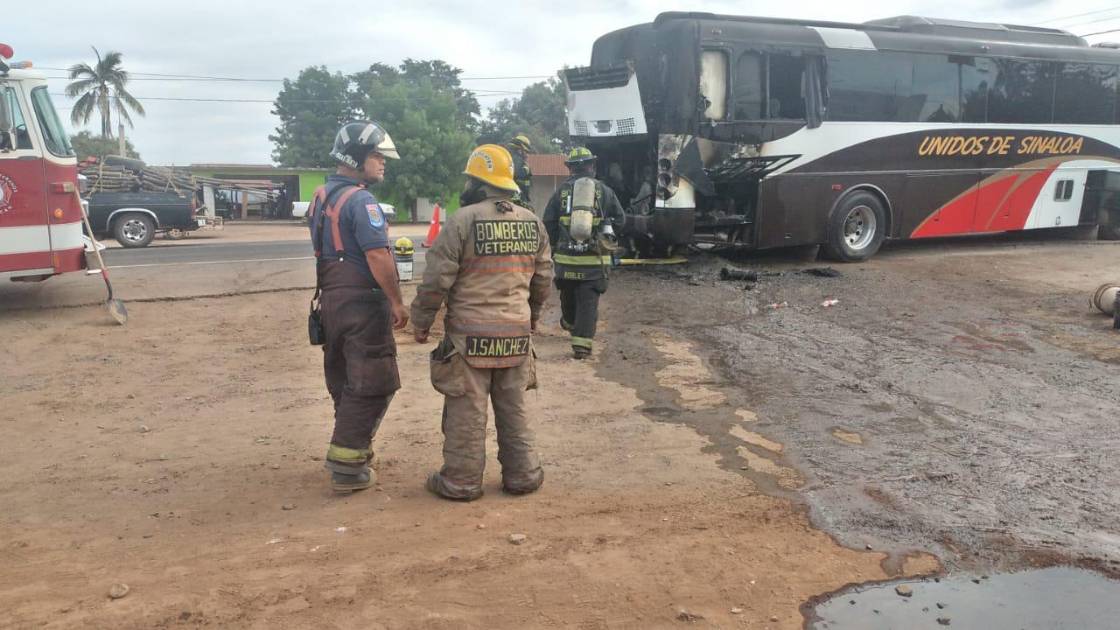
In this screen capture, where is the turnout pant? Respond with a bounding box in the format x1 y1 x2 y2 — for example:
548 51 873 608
319 262 400 472
428 350 542 498
557 277 607 353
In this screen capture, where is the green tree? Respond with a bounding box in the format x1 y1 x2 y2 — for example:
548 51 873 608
65 47 145 138
350 60 476 220
70 131 139 161
478 76 568 153
270 66 353 167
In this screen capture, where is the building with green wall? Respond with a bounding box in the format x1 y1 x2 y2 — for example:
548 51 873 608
189 164 330 203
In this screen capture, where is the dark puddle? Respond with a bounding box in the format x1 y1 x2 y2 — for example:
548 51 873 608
808 567 1120 629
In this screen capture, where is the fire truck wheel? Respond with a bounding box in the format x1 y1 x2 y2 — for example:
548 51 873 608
113 213 155 248
823 191 887 262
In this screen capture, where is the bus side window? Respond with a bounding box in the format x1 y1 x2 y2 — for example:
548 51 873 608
768 53 806 120
700 49 729 120
733 51 764 120
2 87 33 150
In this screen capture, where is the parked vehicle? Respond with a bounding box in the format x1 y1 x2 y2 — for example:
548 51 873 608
0 43 86 282
85 190 200 248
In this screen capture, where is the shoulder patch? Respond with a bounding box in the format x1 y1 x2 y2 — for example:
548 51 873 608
367 203 385 228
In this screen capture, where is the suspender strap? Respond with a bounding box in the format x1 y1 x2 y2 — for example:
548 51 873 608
313 185 364 258
325 186 364 254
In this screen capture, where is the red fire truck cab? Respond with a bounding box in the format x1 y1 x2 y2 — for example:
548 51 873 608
1 42 85 282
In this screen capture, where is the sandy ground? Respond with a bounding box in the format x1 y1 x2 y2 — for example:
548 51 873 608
0 286 930 629
2 232 1117 628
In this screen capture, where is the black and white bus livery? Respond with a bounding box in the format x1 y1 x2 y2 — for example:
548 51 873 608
563 12 1120 260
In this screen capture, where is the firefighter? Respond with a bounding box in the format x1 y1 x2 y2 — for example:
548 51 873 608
542 146 626 359
411 144 553 501
507 134 534 204
309 120 409 493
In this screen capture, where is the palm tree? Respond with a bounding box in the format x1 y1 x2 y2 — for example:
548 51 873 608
65 47 145 138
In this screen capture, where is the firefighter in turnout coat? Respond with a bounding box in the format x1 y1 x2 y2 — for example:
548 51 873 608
411 144 554 501
542 147 626 359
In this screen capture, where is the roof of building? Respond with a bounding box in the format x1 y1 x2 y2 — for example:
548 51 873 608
526 154 570 177
189 164 331 174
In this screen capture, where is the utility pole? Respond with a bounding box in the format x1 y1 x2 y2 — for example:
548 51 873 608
118 122 126 157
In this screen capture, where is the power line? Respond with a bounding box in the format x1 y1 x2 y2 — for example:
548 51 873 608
39 66 552 83
1034 6 1120 25
1079 27 1120 37
1056 14 1120 30
50 93 515 105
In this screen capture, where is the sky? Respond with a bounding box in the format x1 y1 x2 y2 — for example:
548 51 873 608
7 0 1119 165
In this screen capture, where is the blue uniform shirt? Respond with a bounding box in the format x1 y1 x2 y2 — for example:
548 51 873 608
309 174 391 286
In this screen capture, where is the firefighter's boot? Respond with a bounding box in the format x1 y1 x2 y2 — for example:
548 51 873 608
331 469 373 493
426 471 483 502
325 459 374 494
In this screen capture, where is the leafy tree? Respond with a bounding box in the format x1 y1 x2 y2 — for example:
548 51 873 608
70 131 139 160
65 47 145 138
478 76 568 153
270 66 353 167
350 61 475 220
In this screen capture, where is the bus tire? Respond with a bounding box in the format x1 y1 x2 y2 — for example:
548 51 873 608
113 213 155 248
823 191 887 262
1101 224 1120 240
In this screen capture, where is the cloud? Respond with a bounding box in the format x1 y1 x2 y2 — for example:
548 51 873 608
8 0 1087 165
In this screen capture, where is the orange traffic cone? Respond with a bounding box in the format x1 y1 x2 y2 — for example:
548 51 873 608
422 204 442 248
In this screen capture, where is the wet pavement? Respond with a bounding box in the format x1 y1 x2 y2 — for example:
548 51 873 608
808 567 1120 629
595 237 1120 581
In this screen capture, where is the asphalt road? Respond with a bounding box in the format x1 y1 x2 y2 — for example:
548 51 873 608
1 239 428 312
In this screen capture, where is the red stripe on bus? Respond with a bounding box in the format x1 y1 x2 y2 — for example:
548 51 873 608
989 168 1057 232
973 175 1020 232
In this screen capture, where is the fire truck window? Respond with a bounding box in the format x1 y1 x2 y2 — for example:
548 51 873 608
700 50 729 120
2 87 33 150
31 87 74 157
733 52 764 120
768 54 806 119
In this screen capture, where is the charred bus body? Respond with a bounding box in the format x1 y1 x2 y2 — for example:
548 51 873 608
564 12 1120 260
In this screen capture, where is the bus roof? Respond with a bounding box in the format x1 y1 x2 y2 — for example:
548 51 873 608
640 12 1120 64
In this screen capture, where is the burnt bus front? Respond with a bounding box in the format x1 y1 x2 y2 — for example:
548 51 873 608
564 13 821 253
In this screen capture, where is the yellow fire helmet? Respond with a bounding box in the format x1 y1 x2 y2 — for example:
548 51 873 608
394 236 415 256
463 144 520 193
510 134 532 152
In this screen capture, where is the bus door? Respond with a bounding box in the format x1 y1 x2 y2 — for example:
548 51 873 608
0 81 51 274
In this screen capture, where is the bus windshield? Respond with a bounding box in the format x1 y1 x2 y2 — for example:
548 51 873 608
30 87 74 157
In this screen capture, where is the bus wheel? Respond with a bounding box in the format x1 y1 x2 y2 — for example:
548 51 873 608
113 213 155 248
824 192 887 262
1101 223 1120 240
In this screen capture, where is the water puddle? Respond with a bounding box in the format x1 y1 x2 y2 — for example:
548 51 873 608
808 567 1120 629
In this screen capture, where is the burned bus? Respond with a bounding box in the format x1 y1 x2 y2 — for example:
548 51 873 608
563 12 1120 260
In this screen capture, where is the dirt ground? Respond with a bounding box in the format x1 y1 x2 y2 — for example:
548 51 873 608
1 232 1117 628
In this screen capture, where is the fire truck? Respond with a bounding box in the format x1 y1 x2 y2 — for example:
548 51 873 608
0 42 86 282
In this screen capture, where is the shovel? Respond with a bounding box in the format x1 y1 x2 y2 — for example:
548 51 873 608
75 190 128 325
